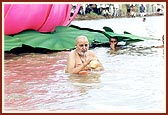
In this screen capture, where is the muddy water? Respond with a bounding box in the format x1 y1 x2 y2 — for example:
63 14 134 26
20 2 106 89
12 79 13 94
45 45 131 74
3 16 165 112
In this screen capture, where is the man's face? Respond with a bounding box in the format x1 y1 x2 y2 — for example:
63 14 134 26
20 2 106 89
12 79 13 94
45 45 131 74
76 39 89 56
109 38 118 50
110 38 118 45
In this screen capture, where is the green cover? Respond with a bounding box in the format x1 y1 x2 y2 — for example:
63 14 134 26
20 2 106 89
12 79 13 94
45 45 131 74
4 25 157 51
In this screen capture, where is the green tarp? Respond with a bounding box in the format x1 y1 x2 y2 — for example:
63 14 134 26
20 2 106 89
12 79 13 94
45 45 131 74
4 25 157 51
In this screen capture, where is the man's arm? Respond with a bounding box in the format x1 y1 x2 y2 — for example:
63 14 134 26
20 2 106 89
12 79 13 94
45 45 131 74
66 52 91 74
89 51 104 71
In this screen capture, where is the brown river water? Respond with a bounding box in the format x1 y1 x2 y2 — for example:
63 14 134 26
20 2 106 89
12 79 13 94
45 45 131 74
3 16 165 112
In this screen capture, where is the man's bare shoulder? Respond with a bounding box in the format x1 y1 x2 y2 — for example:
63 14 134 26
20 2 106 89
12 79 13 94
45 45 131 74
87 50 93 54
69 50 76 56
88 50 96 56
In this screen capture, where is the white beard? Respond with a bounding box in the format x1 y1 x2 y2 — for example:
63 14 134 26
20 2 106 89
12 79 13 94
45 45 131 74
76 50 87 57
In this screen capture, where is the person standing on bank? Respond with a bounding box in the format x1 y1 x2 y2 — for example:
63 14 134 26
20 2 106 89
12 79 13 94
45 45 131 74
65 35 104 74
155 35 164 48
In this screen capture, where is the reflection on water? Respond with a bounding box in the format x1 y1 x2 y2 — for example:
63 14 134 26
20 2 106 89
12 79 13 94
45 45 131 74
3 16 165 112
69 73 101 83
107 46 161 56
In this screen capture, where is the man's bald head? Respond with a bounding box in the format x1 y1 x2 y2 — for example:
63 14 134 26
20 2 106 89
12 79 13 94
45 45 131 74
75 35 89 45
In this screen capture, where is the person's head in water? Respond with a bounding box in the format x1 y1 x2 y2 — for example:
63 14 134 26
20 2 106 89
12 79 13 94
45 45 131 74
109 37 118 50
143 17 146 22
75 35 89 56
162 35 164 45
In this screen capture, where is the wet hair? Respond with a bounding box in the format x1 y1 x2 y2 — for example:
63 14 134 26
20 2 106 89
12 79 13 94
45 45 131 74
75 35 88 45
109 36 118 42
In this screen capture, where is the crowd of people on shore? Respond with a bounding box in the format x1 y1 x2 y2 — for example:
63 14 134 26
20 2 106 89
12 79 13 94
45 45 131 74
71 4 164 18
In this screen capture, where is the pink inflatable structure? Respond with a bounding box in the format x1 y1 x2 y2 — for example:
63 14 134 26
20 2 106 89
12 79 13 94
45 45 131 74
4 4 80 35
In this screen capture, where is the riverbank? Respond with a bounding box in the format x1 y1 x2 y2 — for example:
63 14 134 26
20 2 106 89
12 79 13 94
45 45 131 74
74 13 106 20
74 12 163 20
